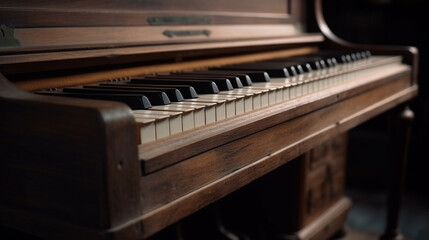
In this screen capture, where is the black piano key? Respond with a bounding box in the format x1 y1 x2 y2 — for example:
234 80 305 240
334 52 354 63
258 61 308 75
315 50 371 63
84 84 184 102
115 83 199 99
63 87 171 105
152 75 234 91
280 62 313 72
295 64 306 74
337 50 371 61
362 50 372 58
355 52 363 60
171 73 244 88
259 56 315 73
213 63 290 78
190 70 253 86
35 91 152 109
200 67 271 83
207 69 270 82
325 58 337 67
341 54 352 63
130 78 219 94
315 53 348 64
302 63 313 72
285 56 328 70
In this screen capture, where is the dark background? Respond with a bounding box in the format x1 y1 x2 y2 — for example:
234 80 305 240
310 0 429 239
316 0 429 197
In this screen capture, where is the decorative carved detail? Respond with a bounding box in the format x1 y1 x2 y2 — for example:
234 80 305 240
0 24 21 47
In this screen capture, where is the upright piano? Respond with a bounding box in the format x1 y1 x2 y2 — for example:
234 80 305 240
0 0 418 239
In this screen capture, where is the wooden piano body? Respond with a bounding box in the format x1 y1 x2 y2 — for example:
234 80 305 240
0 0 418 239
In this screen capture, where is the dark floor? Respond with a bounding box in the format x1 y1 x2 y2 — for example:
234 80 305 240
344 187 429 240
344 117 429 240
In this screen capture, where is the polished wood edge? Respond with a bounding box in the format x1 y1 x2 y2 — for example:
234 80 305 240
0 73 142 229
128 83 417 239
296 197 352 240
314 0 419 85
139 64 412 174
12 46 319 91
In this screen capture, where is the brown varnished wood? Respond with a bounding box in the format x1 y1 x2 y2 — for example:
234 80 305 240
0 73 142 239
211 133 348 236
1 25 303 54
139 64 412 173
289 134 349 231
302 149 346 227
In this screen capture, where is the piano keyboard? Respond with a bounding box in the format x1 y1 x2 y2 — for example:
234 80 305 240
35 51 403 144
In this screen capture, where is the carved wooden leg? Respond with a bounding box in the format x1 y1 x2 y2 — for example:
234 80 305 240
380 106 414 240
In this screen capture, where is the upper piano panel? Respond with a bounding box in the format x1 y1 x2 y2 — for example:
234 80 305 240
0 0 325 81
0 0 321 53
1 0 299 26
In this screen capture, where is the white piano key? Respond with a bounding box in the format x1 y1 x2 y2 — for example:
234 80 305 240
248 83 284 105
218 92 246 116
219 92 250 114
134 111 183 135
217 102 228 120
195 95 237 121
168 103 207 128
228 88 266 110
203 103 216 124
145 107 195 132
260 91 269 107
252 93 261 110
184 97 227 122
133 114 170 140
178 101 216 126
235 96 246 114
135 118 156 144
